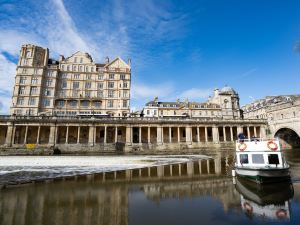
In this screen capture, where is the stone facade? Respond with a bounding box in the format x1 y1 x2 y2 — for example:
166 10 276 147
242 94 300 148
143 86 241 119
10 44 131 117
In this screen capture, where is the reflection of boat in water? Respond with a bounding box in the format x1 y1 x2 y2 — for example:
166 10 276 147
235 177 294 221
234 138 290 183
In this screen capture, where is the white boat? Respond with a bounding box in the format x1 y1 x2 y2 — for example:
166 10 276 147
234 137 290 183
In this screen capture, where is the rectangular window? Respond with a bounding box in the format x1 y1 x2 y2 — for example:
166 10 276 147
57 100 65 107
240 154 249 164
86 74 92 80
74 74 80 79
252 154 264 164
123 100 127 108
109 74 114 79
43 99 50 107
47 71 53 76
46 79 52 87
98 74 104 80
85 91 91 97
94 101 101 108
108 100 113 108
30 87 38 95
123 91 128 98
97 83 103 89
62 73 68 78
81 101 89 107
44 88 51 96
120 74 126 80
85 82 91 89
19 86 26 95
72 90 79 97
108 82 114 88
73 82 80 89
74 57 77 63
59 90 65 97
28 97 36 105
147 110 150 115
17 97 24 105
70 101 77 107
22 68 27 74
123 82 128 88
268 154 280 165
97 91 103 97
108 90 114 98
61 81 67 88
31 77 38 84
20 76 27 84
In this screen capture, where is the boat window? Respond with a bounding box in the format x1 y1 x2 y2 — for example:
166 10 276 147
268 154 279 165
240 154 248 164
252 154 264 164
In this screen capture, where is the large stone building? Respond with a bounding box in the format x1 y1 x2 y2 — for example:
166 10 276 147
143 86 241 119
10 44 131 117
242 94 300 148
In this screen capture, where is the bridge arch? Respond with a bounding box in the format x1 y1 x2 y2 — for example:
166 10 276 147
274 127 300 149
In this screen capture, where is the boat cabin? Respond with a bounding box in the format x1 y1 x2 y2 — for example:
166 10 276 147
235 138 286 169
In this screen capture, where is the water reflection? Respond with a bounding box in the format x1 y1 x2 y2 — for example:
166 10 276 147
235 177 293 221
0 152 300 225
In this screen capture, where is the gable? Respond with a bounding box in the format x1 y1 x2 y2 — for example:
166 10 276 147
105 57 130 69
64 51 93 64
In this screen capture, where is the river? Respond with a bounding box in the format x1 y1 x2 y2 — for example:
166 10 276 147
0 149 299 225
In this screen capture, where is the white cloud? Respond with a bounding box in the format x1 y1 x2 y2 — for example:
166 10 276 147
132 81 174 99
178 88 212 101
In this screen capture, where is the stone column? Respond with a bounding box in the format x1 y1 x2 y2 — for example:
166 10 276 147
177 127 180 142
115 126 118 143
169 127 172 143
157 126 162 144
24 125 28 144
125 126 131 144
170 165 173 176
197 127 200 142
247 126 250 139
178 164 182 176
212 126 219 143
199 160 202 174
104 126 107 144
187 161 194 177
223 127 226 142
214 154 222 175
207 160 210 174
77 126 81 144
65 126 69 144
36 126 41 144
185 126 192 144
157 166 164 178
205 127 208 142
148 126 151 143
139 126 142 144
88 125 95 146
49 125 56 145
5 124 14 147
230 126 234 141
254 126 257 137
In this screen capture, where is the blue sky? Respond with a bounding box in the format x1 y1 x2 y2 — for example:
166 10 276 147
0 0 300 113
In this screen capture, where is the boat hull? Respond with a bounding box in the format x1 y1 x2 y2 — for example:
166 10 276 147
235 167 290 184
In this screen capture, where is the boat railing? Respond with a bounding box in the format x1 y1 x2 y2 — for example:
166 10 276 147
235 138 278 143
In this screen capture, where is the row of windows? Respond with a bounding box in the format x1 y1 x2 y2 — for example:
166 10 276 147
56 100 128 108
60 73 128 80
14 109 36 115
240 154 279 165
58 90 129 98
61 81 129 89
17 97 37 106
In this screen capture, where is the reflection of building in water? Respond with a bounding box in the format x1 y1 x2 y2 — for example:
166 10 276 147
0 182 129 225
235 177 293 221
0 157 236 225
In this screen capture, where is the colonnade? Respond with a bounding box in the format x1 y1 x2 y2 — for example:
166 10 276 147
0 124 265 147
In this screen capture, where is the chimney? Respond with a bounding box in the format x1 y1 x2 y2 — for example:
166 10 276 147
59 55 65 61
105 57 110 64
